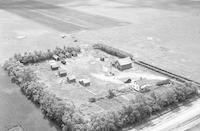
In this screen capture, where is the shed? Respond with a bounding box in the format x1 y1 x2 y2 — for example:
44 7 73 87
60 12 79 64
51 64 59 70
52 55 59 61
58 69 67 77
115 57 132 71
71 51 78 57
79 79 90 86
67 75 76 83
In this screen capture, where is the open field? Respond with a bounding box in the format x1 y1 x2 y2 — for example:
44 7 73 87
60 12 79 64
0 0 200 131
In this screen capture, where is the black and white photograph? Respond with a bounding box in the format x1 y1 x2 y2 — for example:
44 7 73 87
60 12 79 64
0 0 200 131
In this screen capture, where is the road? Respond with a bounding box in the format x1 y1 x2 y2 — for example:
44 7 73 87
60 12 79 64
130 98 200 131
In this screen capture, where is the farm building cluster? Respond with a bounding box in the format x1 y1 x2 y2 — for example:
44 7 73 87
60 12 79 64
31 46 173 116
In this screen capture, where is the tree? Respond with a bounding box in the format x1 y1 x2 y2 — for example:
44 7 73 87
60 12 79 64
107 89 116 99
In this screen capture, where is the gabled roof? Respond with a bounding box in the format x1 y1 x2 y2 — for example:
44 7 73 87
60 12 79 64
117 57 132 66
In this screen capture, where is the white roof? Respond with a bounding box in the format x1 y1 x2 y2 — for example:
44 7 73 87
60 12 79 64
79 79 90 83
51 63 59 67
117 57 132 66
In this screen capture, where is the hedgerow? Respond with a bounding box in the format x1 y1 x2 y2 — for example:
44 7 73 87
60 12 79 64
93 43 133 59
13 46 81 64
3 45 199 131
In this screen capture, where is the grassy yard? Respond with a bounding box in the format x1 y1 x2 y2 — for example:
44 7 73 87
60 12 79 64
29 47 171 118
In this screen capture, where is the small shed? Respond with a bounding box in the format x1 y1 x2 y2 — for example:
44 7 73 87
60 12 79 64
52 55 59 61
65 52 72 58
58 69 67 77
51 64 59 70
79 79 90 86
67 75 76 83
71 51 78 57
115 57 132 71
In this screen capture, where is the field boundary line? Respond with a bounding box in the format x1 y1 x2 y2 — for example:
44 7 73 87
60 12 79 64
30 9 89 29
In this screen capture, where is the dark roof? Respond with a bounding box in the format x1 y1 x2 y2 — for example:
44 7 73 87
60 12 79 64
117 57 132 66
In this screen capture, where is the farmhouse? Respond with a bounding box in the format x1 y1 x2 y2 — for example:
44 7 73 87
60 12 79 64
52 55 59 61
133 80 151 93
51 64 59 70
115 57 132 71
58 69 67 77
67 75 76 83
79 79 90 86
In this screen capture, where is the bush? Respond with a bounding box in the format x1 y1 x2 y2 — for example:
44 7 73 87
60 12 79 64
107 89 116 99
4 44 199 131
93 43 133 59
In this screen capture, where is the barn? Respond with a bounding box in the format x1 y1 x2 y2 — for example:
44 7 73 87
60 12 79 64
115 57 132 71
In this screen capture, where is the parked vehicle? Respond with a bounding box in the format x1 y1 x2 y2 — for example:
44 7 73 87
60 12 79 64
61 60 66 64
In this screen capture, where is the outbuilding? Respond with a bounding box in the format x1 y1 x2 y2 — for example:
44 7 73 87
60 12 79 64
115 57 132 71
67 75 76 83
52 55 59 61
51 64 59 70
79 79 90 86
58 69 67 77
